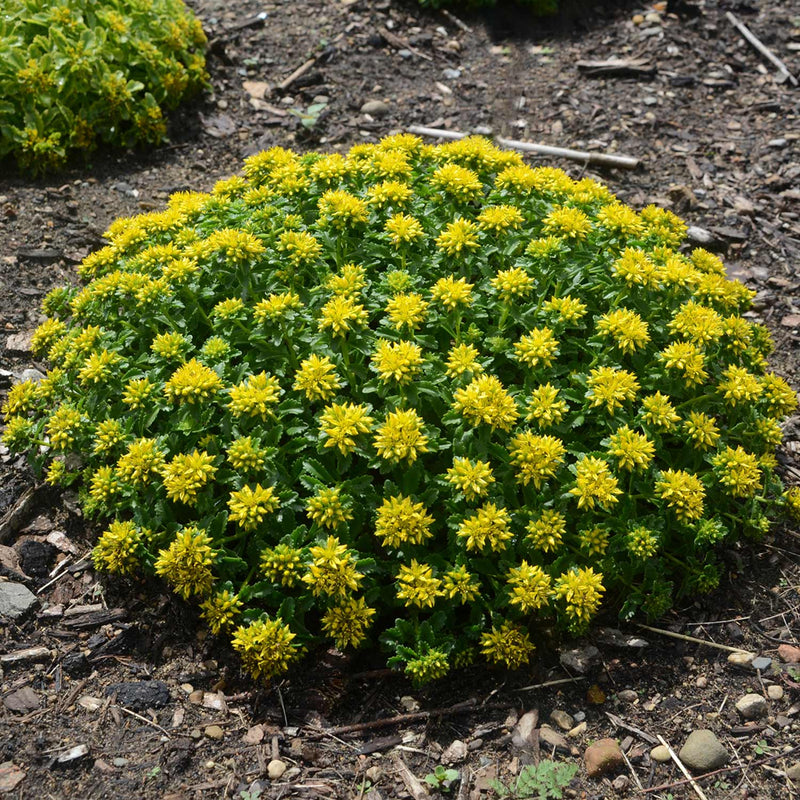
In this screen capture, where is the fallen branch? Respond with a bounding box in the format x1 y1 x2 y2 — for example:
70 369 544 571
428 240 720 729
379 27 434 62
518 676 586 692
635 623 755 655
605 711 659 745
657 734 710 800
577 59 656 79
278 58 317 91
395 755 431 800
407 125 639 170
726 12 798 87
440 8 472 34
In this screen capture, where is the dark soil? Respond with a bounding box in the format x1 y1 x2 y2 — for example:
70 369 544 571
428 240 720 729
2 0 800 798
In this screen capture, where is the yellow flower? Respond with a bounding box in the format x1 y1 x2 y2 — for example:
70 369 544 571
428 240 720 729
640 392 680 431
307 487 353 530
586 366 640 414
457 503 513 552
442 565 480 604
596 203 645 237
78 349 122 384
122 378 157 410
151 331 188 360
318 189 369 228
227 436 266 473
446 456 495 501
375 494 434 548
154 526 217 600
203 228 265 263
46 405 83 451
514 327 559 369
321 596 376 649
261 543 304 586
627 526 659 560
161 450 217 505
509 432 565 488
92 519 142 575
543 294 588 324
326 263 367 296
762 373 797 417
712 446 762 498
228 372 282 418
445 343 483 378
655 469 706 523
2 380 39 418
303 535 364 598
554 567 605 626
613 248 663 290
116 437 165 486
491 266 534 303
371 339 424 385
542 205 592 239
580 526 609 556
640 205 687 246
568 456 621 510
526 384 568 429
430 163 483 202
385 292 428 331
212 296 246 320
683 412 720 451
718 365 763 406
293 354 341 402
231 616 300 680
92 418 125 455
385 213 424 245
277 230 322 266
453 374 519 432
318 295 369 337
253 291 303 322
507 562 552 612
607 425 655 471
480 621 535 669
431 275 473 311
310 153 351 182
368 180 413 207
477 204 524 232
165 359 223 404
228 484 280 530
200 589 243 634
596 309 650 354
373 408 429 464
396 560 442 608
526 509 566 552
320 402 374 455
436 218 480 256
669 300 724 346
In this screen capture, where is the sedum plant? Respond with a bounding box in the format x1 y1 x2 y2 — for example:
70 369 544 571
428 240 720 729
0 0 208 175
3 135 798 685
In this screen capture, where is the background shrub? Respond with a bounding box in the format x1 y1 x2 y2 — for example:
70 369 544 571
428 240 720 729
0 0 208 175
3 136 796 684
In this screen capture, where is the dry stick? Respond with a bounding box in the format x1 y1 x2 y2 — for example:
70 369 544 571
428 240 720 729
278 58 317 91
517 676 586 692
657 735 710 800
379 27 434 63
116 704 172 738
635 623 754 655
304 699 479 738
726 12 799 87
620 747 644 792
441 8 473 34
407 125 640 170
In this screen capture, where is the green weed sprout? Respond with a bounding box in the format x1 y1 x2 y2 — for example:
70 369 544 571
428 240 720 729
3 135 797 684
0 0 208 174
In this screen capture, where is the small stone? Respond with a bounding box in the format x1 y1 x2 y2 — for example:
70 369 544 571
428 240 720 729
632 13 645 24
202 692 228 712
751 656 772 672
539 725 570 753
786 762 800 781
696 676 708 688
679 730 729 773
560 645 600 675
612 775 630 792
549 709 574 731
400 696 419 712
204 725 224 740
105 681 170 712
650 745 671 763
3 687 39 714
567 721 587 739
243 725 265 744
397 49 412 59
442 68 461 80
0 582 38 620
735 693 768 720
620 736 633 752
242 81 269 100
365 766 382 782
112 757 128 767
78 696 103 712
644 11 661 22
511 709 539 750
441 739 468 764
727 651 755 668
778 644 800 664
360 99 390 117
267 759 287 780
584 738 624 778
767 685 784 701
0 762 25 792
55 745 90 767
617 689 638 704
189 690 204 704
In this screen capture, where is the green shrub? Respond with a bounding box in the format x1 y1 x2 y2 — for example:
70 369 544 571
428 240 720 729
0 0 208 175
3 135 797 684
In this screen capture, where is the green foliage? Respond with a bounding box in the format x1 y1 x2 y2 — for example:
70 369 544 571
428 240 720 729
424 766 460 792
490 761 578 799
0 0 208 174
3 135 797 685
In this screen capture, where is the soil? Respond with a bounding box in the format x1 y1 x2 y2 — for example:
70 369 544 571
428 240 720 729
2 0 800 798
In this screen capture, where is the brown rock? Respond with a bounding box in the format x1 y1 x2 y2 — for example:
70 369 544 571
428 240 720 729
585 738 624 778
511 709 539 750
3 687 39 714
778 644 800 664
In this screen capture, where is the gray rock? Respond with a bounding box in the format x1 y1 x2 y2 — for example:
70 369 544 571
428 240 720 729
105 681 170 712
398 49 412 59
560 645 600 675
767 685 783 701
3 687 40 714
617 689 638 704
679 730 729 773
441 739 468 764
549 709 574 731
0 583 38 620
442 68 461 79
360 99 390 117
539 725 570 753
511 709 539 750
751 656 772 672
735 693 768 720
54 745 90 767
786 762 800 781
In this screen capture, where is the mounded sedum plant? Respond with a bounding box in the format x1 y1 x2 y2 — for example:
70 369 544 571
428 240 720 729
4 135 798 684
0 0 208 174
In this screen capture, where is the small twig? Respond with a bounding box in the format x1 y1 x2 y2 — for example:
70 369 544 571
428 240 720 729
36 555 74 595
657 735 709 800
440 8 472 34
379 27 434 62
394 754 431 800
605 712 659 745
116 704 171 738
407 125 640 169
726 12 798 86
621 747 644 791
278 57 316 91
636 623 755 655
518 676 586 692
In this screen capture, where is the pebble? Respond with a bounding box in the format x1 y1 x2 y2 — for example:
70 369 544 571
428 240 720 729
584 738 624 778
3 687 40 714
243 725 265 744
778 644 800 664
786 762 800 781
360 99 390 117
539 725 570 753
617 689 638 704
267 759 287 780
678 730 729 773
751 656 772 672
55 745 89 767
78 696 103 712
511 710 539 750
205 725 224 740
650 745 671 763
612 775 630 792
735 693 768 720
767 685 784 701
398 49 412 59
0 582 38 621
442 68 461 79
549 709 574 731
696 676 708 688
189 690 204 704
559 645 600 675
567 722 586 739
644 11 662 23
727 651 755 668
441 739 468 764
632 13 645 24
112 757 128 767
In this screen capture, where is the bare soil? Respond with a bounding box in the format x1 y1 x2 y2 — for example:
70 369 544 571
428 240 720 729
1 0 800 798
